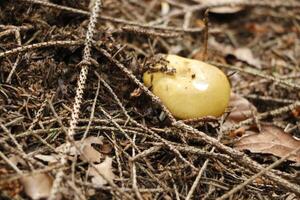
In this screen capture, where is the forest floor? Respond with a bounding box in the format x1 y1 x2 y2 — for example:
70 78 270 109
0 0 300 199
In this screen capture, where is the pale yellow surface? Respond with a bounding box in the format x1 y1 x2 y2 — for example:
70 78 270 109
143 54 231 119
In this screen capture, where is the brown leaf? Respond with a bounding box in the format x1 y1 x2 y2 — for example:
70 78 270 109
9 155 26 166
209 6 244 14
209 38 261 68
231 48 261 68
34 154 59 164
234 124 300 163
130 88 142 98
195 0 244 14
56 136 104 163
227 93 257 123
21 173 53 200
88 157 115 187
100 142 113 154
80 145 103 163
228 127 247 138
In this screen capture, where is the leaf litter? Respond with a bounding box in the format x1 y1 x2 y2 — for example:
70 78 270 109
20 136 112 198
56 136 104 163
227 92 258 123
227 93 300 164
1 0 300 199
20 173 53 200
235 124 300 164
87 156 115 187
209 37 262 68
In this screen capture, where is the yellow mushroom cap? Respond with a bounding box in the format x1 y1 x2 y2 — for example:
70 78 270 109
143 54 231 119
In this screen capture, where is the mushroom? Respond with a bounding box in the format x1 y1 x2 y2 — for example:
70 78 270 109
143 54 231 119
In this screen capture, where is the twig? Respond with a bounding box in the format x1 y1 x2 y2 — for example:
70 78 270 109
96 47 300 195
20 0 204 33
225 101 300 132
202 9 209 61
6 28 22 83
121 26 181 38
131 134 143 200
49 0 102 199
81 78 101 141
150 0 300 25
0 40 83 59
217 145 300 200
213 62 300 90
185 121 226 200
0 151 22 174
98 49 198 171
173 121 300 196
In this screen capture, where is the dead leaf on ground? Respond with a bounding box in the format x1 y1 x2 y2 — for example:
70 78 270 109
231 48 261 68
88 157 115 187
209 6 244 14
9 155 26 166
227 93 257 123
100 142 113 154
21 173 53 200
195 0 245 14
234 124 300 164
56 136 104 163
130 88 142 98
34 154 59 164
209 38 261 68
228 126 247 138
224 93 258 137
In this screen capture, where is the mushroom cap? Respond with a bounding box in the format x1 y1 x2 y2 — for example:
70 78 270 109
143 54 231 119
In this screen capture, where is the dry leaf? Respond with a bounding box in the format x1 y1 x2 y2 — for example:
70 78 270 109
56 136 104 163
34 154 59 164
225 93 258 138
235 124 300 164
9 155 26 166
21 173 53 200
232 48 261 68
80 145 103 163
88 157 115 187
227 93 257 123
209 6 244 14
130 88 142 98
209 38 261 68
228 126 247 138
195 0 244 14
100 142 113 154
